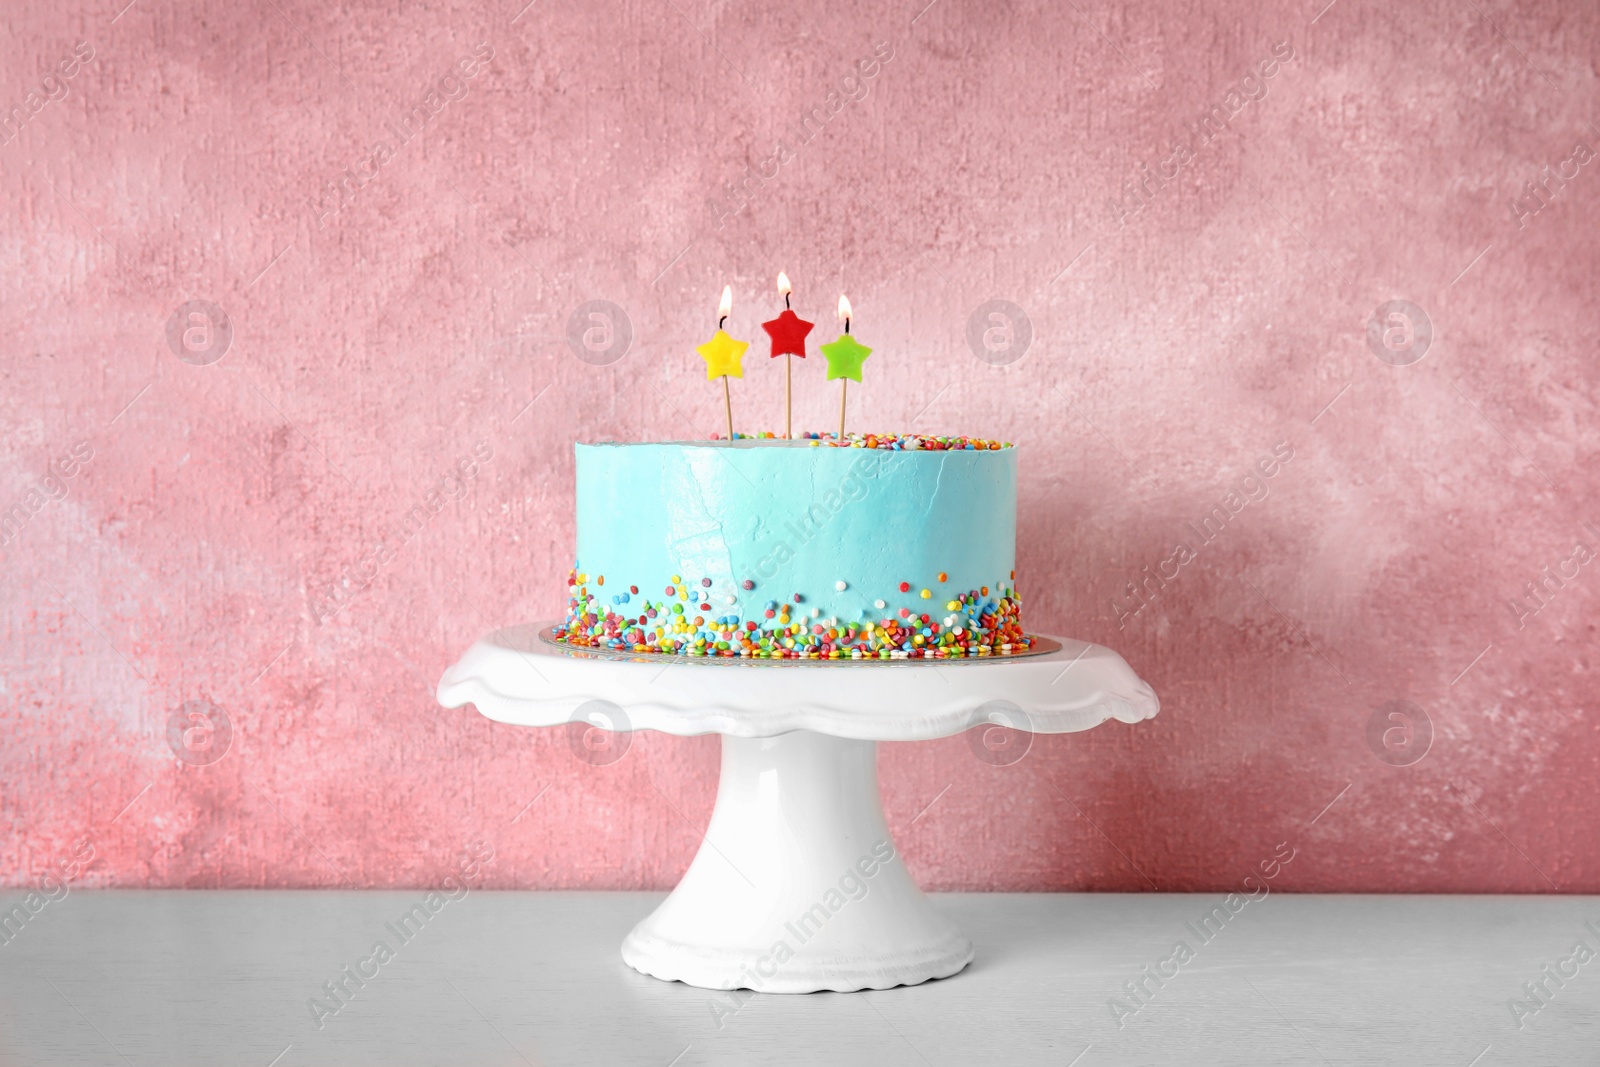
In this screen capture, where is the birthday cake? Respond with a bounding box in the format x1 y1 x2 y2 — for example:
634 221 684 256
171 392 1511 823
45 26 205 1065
551 433 1031 659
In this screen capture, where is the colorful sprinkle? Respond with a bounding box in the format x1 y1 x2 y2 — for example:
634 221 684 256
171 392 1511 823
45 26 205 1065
920 589 931 599
938 572 948 582
835 580 848 591
552 564 1031 659
806 432 1013 451
742 579 755 590
898 581 910 593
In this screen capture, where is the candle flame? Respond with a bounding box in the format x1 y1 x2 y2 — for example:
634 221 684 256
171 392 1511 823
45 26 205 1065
718 285 733 320
777 272 792 297
837 294 852 322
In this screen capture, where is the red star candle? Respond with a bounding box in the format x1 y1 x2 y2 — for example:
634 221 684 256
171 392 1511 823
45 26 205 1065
761 272 814 439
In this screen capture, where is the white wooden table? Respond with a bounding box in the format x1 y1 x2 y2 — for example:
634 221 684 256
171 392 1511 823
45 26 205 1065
0 891 1593 1065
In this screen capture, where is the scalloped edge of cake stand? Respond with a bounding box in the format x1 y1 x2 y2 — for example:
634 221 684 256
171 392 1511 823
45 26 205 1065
437 623 1159 741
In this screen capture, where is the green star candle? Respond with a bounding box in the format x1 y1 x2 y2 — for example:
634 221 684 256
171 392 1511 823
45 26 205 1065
819 294 872 439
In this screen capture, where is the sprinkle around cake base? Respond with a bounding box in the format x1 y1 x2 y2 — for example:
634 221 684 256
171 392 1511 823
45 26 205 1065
540 629 1061 666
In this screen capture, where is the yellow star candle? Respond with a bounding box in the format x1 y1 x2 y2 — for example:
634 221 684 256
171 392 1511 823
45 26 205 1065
820 294 872 439
696 285 749 440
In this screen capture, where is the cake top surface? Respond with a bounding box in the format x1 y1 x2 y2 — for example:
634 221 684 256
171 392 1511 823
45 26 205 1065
579 432 1013 452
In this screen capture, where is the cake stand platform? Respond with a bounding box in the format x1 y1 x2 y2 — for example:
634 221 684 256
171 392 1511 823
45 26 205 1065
436 623 1158 994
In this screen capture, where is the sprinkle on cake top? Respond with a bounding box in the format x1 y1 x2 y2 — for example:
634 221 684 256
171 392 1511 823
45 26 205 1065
709 431 1013 451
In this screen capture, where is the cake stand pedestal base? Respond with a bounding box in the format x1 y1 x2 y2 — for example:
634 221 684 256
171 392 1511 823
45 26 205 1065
620 730 972 994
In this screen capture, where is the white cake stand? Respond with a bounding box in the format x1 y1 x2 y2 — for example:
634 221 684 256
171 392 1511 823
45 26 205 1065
436 623 1158 994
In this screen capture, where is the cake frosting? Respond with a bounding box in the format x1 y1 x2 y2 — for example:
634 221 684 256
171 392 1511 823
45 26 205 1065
552 433 1030 658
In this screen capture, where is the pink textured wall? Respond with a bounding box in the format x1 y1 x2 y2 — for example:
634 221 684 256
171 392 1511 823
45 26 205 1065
3 0 1597 894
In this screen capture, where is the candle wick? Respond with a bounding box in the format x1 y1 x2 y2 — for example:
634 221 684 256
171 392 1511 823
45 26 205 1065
784 294 790 309
844 318 850 335
718 315 727 330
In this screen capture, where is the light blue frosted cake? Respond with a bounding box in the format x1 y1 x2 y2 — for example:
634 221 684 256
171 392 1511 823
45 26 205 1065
553 433 1029 659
